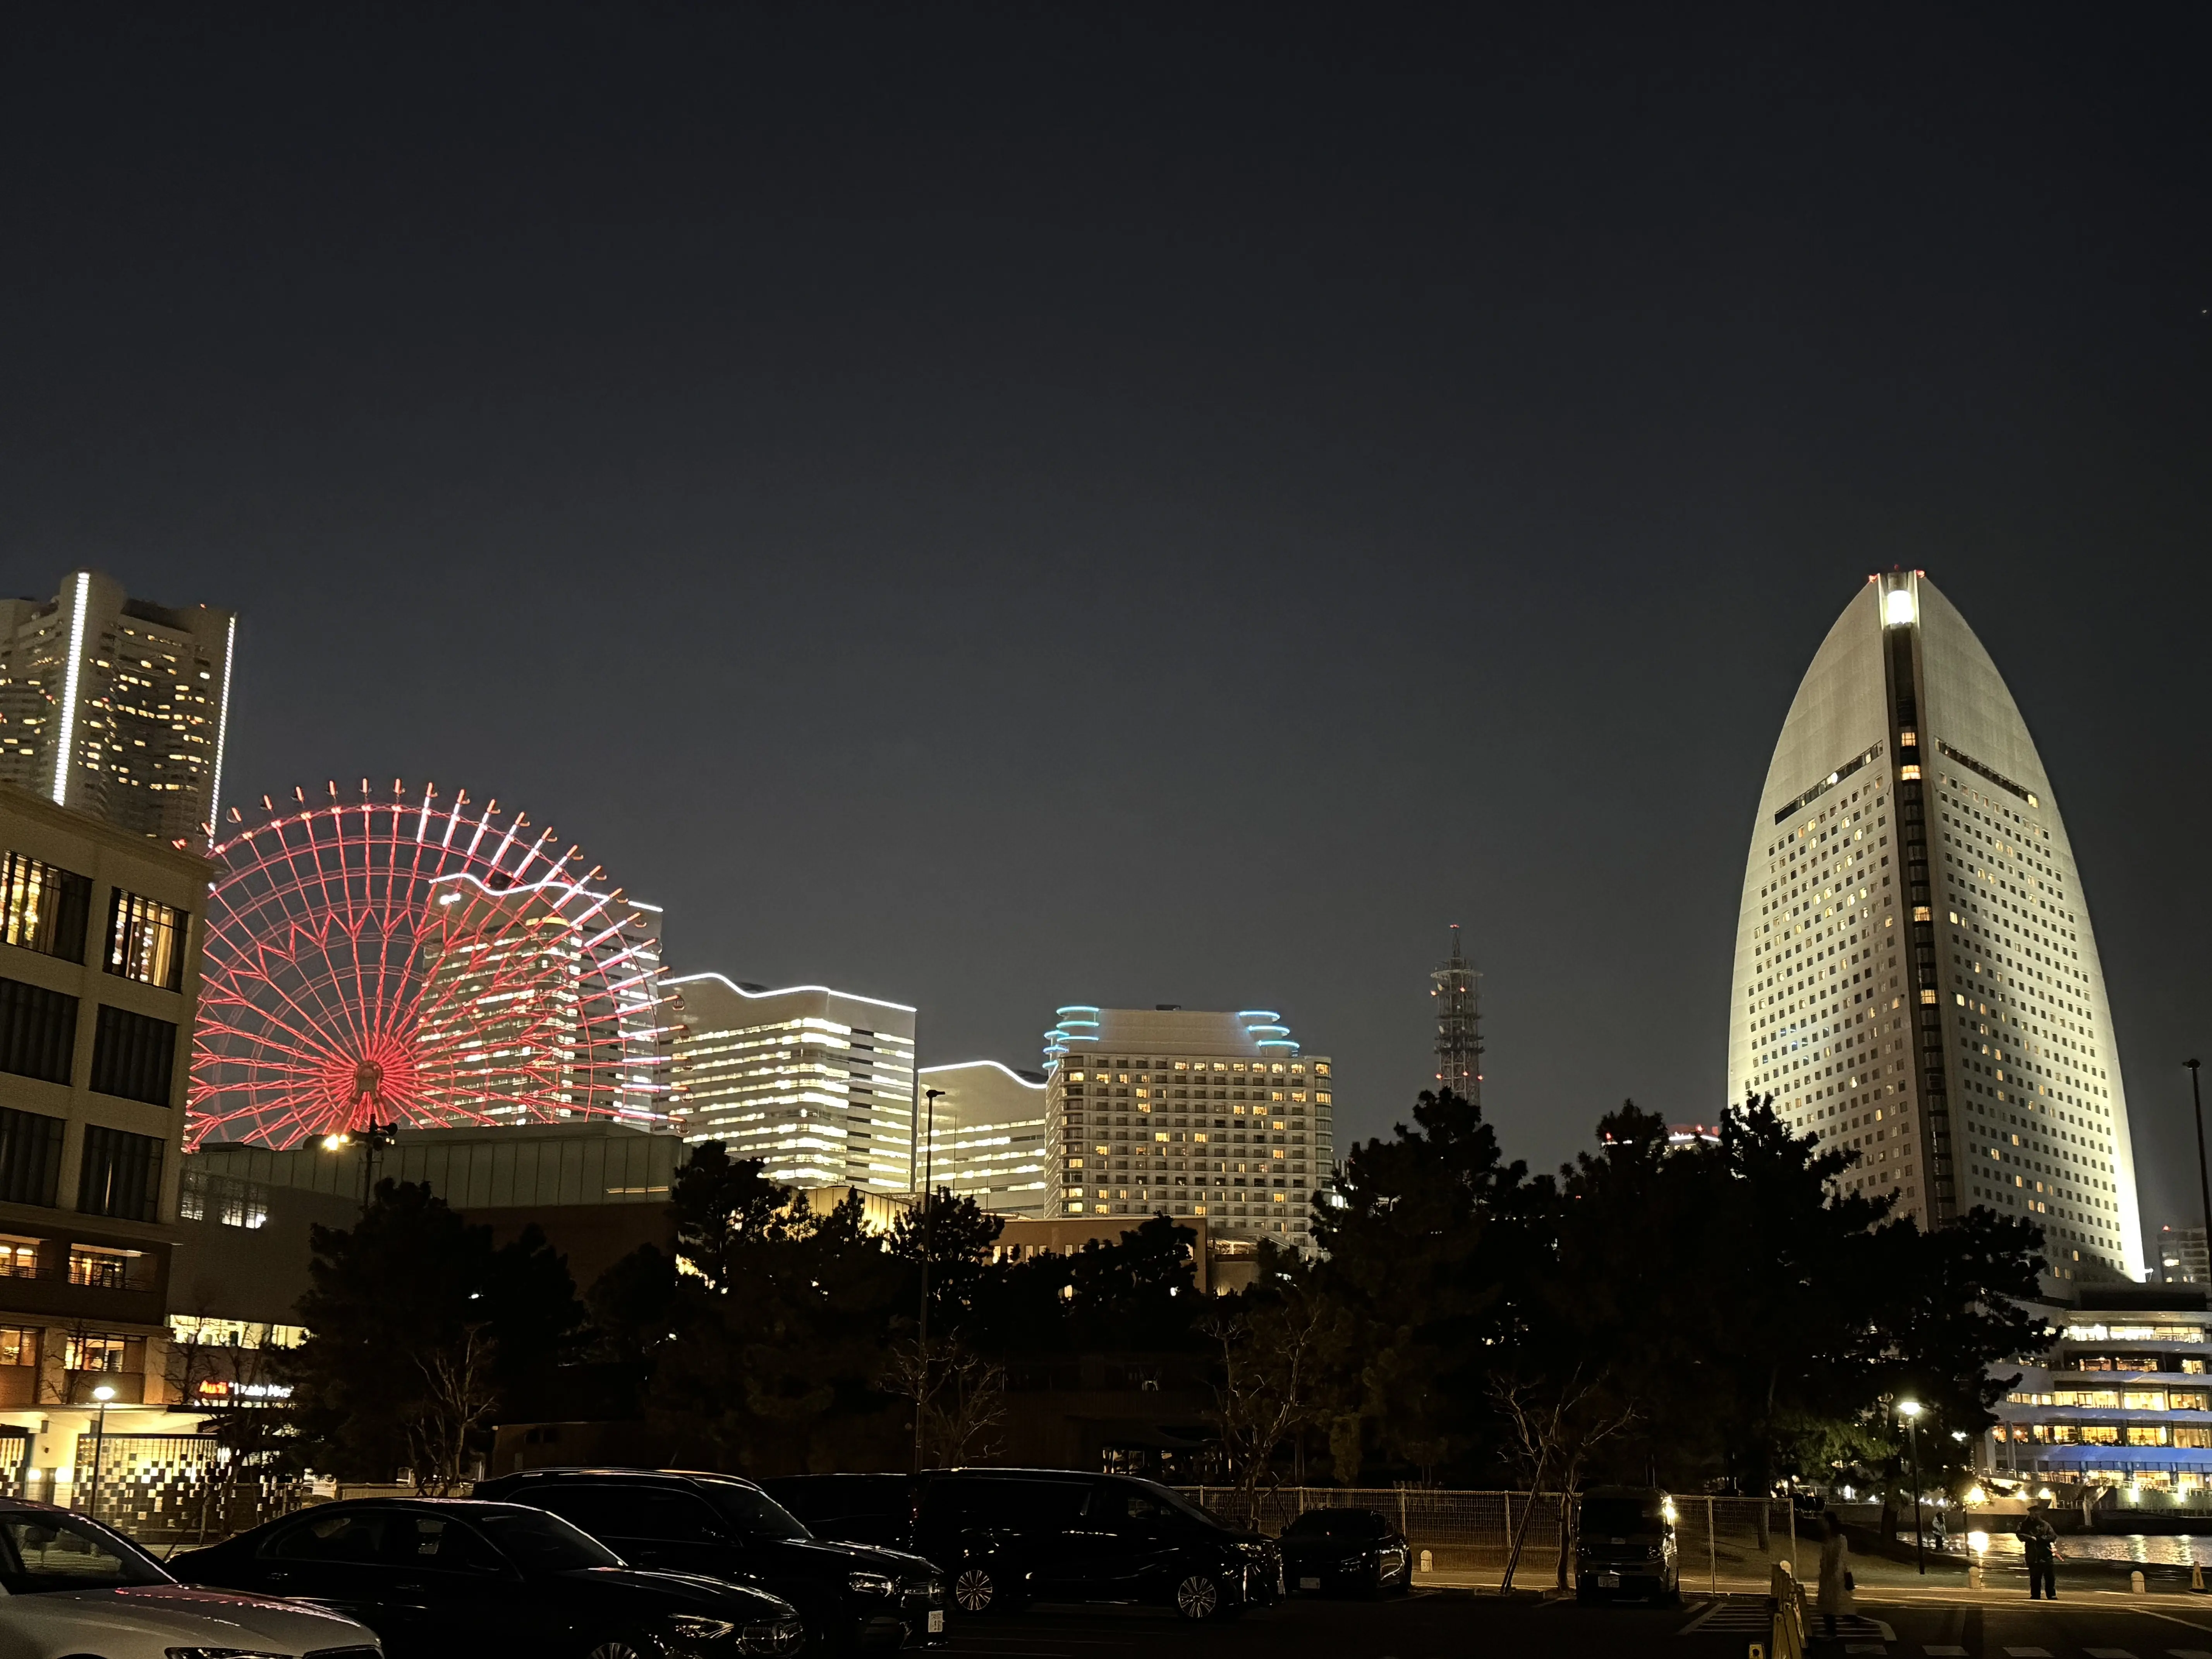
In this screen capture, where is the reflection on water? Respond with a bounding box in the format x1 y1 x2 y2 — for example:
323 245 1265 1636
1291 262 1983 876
1904 1531 2212 1566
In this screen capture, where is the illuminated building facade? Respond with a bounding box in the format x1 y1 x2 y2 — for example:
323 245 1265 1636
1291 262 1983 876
667 975 915 1192
1042 1006 1333 1249
917 1061 1048 1218
1989 1296 2212 1494
0 571 235 845
1727 570 2140 1282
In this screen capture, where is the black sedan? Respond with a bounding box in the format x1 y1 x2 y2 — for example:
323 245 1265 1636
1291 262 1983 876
170 1496 805 1659
1277 1508 1412 1596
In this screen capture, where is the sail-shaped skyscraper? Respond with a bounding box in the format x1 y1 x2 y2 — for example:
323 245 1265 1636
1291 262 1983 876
1727 570 2141 1284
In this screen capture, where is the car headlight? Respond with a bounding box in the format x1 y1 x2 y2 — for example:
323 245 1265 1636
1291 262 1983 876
848 1570 897 1596
668 1614 737 1639
738 1618 807 1654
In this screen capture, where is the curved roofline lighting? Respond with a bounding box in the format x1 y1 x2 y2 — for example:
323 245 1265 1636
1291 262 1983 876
919 1060 1047 1091
1056 1004 1103 1015
1235 1010 1281 1021
665 971 917 1015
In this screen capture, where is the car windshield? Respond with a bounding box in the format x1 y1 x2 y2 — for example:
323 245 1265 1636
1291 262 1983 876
1130 1481 1222 1531
705 1484 811 1541
0 1511 171 1594
1582 1498 1666 1535
1284 1510 1380 1538
477 1508 625 1573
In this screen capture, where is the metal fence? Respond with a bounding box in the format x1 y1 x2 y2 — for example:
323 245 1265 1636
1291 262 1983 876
73 1434 302 1547
1183 1487 1815 1590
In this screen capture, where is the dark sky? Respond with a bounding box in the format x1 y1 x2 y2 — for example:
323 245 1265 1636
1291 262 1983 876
5 6 2209 1238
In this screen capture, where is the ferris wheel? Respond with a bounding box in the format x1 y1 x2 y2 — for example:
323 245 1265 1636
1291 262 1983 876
187 780 672 1149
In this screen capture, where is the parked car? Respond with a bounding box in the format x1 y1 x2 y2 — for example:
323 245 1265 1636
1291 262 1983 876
475 1467 947 1652
1573 1486 1680 1603
0 1496 382 1659
1276 1506 1412 1596
170 1496 805 1658
771 1468 1279 1623
759 1474 920 1551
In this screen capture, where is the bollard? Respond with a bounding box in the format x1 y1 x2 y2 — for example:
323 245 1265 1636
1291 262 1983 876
1968 1565 1982 1591
2132 1570 2147 1596
1420 1549 1433 1575
2195 1559 2205 1593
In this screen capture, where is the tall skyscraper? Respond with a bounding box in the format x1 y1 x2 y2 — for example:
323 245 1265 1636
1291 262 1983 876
666 975 916 1192
917 1061 1049 1217
1041 1006 1333 1249
1727 571 2140 1283
1431 924 1483 1104
0 572 235 845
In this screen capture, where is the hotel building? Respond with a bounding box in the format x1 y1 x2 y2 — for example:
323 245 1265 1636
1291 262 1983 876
666 975 915 1192
0 572 235 846
1042 1006 1332 1249
1727 570 2140 1282
917 1061 1049 1218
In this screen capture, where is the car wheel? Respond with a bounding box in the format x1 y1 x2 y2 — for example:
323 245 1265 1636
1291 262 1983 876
584 1638 650 1659
953 1564 999 1614
1174 1571 1224 1620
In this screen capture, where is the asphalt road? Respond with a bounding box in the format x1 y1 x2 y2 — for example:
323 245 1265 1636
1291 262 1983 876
944 1588 2212 1659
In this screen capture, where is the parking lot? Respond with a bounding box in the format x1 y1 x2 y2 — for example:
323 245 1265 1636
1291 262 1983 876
945 1588 2212 1659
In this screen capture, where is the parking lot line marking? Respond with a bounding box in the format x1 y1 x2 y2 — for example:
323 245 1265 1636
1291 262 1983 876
2084 1649 2138 1657
1844 1644 1887 1653
2001 1647 2051 1656
2169 1650 2212 1658
1925 1646 1968 1654
1675 1602 1723 1634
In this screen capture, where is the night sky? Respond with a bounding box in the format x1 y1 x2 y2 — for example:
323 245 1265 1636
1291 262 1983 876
5 8 2209 1239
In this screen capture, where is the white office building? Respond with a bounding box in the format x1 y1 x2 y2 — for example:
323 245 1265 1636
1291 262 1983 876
667 976 915 1192
917 1061 1048 1218
1727 570 2141 1283
1042 1005 1333 1249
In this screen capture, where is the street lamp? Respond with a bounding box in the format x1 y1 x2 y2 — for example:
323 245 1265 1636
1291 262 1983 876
86 1384 116 1523
324 1121 399 1210
2189 1062 2212 1283
913 1087 946 1477
1898 1399 1925 1574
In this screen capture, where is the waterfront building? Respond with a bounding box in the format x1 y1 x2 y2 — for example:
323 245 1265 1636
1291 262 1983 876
0 572 235 846
0 781 211 1494
918 1061 1048 1217
666 975 915 1192
1726 571 2140 1281
1989 1291 2212 1496
1041 1005 1332 1249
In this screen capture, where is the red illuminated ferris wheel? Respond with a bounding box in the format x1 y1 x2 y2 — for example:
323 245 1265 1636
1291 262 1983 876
187 781 673 1149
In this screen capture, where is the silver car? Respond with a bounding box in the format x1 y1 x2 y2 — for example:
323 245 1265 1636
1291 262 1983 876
0 1497 381 1658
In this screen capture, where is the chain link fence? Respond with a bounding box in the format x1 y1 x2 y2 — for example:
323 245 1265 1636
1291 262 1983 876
1183 1487 1814 1590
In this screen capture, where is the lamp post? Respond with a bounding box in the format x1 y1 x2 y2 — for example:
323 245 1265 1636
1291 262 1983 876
2190 1061 2212 1284
86 1384 115 1523
1898 1400 1925 1574
913 1088 946 1477
324 1120 399 1211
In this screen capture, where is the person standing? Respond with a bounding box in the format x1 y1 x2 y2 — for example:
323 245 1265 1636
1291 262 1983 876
1817 1513 1854 1638
2022 1500 2059 1600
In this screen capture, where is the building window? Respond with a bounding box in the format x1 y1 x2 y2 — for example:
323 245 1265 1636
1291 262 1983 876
0 1104 64 1209
0 853 91 964
66 1245 140 1289
105 891 186 991
90 1005 176 1106
0 977 78 1086
62 1331 126 1374
0 1327 34 1367
77 1124 163 1223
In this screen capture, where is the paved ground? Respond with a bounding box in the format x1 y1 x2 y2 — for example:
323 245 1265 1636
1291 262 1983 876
943 1587 2212 1659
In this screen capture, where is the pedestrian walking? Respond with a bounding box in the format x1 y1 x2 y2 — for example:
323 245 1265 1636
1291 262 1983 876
1817 1512 1854 1638
2021 1500 2060 1601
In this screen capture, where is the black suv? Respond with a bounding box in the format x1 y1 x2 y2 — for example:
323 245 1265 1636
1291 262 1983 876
475 1468 947 1652
777 1468 1279 1623
1573 1486 1679 1603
